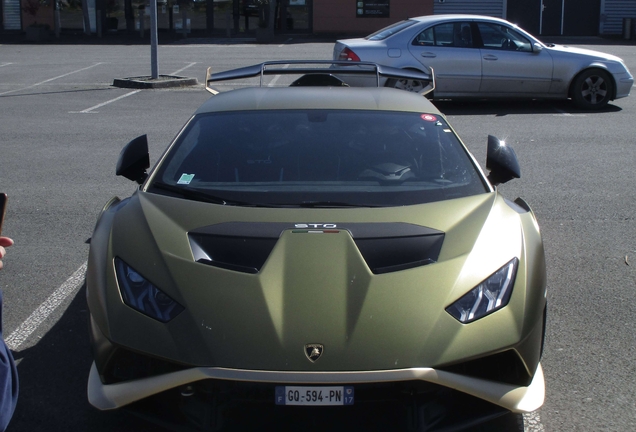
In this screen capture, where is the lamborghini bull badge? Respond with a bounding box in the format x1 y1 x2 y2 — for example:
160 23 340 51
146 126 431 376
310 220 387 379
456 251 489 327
305 344 324 362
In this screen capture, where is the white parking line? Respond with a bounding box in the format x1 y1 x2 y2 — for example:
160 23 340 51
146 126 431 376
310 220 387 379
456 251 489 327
269 64 290 87
553 108 586 116
71 90 142 114
171 62 197 75
166 44 260 49
0 63 13 68
72 63 198 114
0 63 104 96
523 410 545 431
5 262 87 351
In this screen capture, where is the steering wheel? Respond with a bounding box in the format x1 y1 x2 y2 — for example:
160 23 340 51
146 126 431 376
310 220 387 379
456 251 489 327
500 38 520 50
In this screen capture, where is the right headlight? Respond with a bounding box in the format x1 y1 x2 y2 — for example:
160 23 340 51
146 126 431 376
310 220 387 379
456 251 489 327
446 258 518 324
114 258 184 323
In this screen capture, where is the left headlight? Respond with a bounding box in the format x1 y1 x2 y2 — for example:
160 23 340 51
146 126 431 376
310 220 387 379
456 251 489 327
446 258 518 324
114 258 184 323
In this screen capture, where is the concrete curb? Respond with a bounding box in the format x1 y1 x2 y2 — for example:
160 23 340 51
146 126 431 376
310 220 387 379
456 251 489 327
112 75 198 89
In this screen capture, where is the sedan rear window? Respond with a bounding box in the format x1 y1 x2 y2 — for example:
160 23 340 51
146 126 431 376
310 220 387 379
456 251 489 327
413 22 474 48
150 110 488 207
365 20 417 41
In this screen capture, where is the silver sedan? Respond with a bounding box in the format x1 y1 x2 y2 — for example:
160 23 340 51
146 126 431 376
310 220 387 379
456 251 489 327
333 14 634 109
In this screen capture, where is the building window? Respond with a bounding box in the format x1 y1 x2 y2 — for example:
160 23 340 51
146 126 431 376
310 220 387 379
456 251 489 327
356 0 389 18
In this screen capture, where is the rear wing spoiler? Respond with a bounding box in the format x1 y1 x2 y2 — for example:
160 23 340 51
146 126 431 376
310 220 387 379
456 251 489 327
205 60 435 96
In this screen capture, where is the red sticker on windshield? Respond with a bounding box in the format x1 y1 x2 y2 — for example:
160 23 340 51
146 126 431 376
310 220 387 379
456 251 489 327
421 114 437 122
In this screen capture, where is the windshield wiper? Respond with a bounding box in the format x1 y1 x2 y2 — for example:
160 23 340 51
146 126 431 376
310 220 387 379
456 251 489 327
150 184 382 208
299 201 382 208
150 182 256 206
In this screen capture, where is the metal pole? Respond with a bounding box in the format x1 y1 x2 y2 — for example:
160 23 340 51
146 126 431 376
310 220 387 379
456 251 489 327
539 1 544 35
54 0 61 38
150 0 158 79
560 0 564 36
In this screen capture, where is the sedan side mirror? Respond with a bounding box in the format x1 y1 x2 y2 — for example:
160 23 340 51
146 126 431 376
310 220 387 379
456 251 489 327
533 43 543 53
486 135 520 186
116 135 150 184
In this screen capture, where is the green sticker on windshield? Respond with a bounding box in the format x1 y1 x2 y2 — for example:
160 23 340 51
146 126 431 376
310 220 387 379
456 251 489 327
177 173 195 185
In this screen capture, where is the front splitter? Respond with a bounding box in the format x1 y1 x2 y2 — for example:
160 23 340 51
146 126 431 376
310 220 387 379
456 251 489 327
88 361 544 413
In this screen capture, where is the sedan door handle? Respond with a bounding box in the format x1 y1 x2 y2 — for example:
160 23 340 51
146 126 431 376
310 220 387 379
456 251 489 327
420 52 437 58
483 54 498 61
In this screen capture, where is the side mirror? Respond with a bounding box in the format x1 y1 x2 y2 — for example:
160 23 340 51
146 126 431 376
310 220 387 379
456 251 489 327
533 43 543 53
486 135 520 186
116 135 150 184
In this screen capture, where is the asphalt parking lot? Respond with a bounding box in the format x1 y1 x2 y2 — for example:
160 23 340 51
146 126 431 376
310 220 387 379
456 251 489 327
0 34 635 431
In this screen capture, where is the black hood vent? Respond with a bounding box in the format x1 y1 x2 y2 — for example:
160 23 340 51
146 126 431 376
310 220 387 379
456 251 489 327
354 235 444 274
189 222 444 275
189 235 277 274
345 223 444 274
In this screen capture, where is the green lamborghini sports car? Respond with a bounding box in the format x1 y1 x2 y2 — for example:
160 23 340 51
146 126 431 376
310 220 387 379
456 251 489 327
86 62 547 431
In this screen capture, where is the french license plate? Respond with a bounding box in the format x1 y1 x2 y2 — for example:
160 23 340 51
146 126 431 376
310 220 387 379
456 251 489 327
275 386 354 406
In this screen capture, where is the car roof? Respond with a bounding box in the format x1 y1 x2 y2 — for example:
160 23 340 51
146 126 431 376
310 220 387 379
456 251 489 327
409 14 512 25
194 86 443 116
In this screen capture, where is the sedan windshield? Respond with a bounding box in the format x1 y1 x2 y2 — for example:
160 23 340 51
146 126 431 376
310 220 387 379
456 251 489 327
149 110 488 207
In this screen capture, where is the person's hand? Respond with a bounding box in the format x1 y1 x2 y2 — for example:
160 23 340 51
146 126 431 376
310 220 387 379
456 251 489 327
0 236 14 270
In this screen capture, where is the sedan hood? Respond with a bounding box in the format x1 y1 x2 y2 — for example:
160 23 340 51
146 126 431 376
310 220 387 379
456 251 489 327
546 43 625 62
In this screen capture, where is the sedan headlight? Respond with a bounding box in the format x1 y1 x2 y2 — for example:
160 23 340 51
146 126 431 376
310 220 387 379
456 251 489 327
114 258 184 322
446 258 518 324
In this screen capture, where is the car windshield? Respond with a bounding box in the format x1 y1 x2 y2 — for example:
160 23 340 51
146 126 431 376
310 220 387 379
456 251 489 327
365 19 417 41
149 110 488 207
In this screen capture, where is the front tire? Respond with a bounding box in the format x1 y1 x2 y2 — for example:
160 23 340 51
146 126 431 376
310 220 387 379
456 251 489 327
571 69 613 110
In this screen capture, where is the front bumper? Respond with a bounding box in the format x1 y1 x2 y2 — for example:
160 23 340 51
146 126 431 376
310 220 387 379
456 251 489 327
615 71 634 99
88 360 544 413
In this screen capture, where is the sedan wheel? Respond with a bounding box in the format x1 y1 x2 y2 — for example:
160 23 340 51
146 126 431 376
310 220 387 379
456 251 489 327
386 78 426 93
571 69 613 110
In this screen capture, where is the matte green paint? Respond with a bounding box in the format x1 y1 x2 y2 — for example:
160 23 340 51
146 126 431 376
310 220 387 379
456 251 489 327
88 190 546 374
